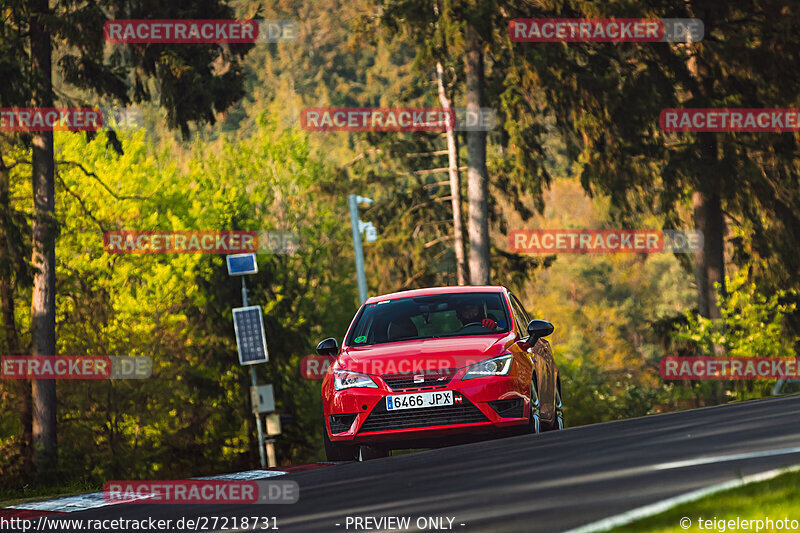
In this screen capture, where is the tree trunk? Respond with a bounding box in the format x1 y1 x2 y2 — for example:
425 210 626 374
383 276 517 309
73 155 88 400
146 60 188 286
684 6 727 404
0 154 33 475
693 184 726 320
464 25 490 285
436 61 468 285
693 170 727 405
29 0 58 473
684 7 726 322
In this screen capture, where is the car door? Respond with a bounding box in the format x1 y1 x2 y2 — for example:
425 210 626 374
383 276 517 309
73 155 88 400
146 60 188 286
509 292 556 422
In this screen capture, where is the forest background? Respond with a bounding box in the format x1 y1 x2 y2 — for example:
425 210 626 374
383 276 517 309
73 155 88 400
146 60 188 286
2 0 799 496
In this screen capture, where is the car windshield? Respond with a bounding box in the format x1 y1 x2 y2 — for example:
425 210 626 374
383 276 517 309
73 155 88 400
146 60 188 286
346 292 511 346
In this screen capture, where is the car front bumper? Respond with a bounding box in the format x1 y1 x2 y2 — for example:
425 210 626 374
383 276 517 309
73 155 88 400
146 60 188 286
324 373 530 445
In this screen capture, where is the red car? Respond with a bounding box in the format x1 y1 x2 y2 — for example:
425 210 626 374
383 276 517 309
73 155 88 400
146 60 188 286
317 286 564 461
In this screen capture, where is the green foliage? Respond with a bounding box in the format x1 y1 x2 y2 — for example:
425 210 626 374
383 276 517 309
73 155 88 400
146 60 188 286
559 357 675 427
674 266 798 359
672 264 799 401
505 177 707 424
0 119 355 488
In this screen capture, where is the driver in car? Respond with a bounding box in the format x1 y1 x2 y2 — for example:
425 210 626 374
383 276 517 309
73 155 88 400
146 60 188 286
456 301 497 330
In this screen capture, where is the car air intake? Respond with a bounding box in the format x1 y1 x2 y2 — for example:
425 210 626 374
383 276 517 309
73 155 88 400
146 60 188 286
488 398 524 418
358 397 488 433
329 414 357 434
381 368 456 391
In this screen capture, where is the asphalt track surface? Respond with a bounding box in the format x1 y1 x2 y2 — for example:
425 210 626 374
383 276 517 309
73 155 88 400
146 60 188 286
63 394 800 532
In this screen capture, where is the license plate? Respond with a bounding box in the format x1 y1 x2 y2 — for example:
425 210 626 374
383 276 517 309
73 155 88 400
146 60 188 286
386 391 454 411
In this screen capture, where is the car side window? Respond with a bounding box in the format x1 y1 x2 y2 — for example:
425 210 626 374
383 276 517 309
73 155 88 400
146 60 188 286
511 293 531 325
508 293 528 337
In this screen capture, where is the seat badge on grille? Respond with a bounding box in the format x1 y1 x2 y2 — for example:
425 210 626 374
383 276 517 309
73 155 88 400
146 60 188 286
454 394 463 403
413 374 424 384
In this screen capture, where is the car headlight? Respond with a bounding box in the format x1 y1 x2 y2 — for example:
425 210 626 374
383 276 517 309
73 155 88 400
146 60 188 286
462 354 513 380
334 369 379 390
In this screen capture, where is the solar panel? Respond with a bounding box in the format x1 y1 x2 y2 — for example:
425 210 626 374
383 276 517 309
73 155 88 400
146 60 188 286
227 253 258 276
232 306 269 365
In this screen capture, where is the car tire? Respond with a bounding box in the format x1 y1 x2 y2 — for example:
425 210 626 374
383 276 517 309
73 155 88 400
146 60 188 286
528 377 541 434
358 445 391 461
542 383 565 431
323 422 357 461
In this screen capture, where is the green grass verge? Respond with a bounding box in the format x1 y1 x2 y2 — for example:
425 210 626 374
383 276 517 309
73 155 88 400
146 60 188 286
609 468 800 532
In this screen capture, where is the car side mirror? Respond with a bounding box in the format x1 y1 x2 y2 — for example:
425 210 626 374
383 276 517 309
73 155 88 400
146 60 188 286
527 320 554 342
316 337 339 357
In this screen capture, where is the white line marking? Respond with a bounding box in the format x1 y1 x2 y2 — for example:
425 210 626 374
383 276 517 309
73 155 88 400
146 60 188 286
564 464 800 533
654 445 800 470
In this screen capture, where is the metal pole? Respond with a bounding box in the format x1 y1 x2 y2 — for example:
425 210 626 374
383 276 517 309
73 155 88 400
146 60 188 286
242 277 267 469
348 194 368 304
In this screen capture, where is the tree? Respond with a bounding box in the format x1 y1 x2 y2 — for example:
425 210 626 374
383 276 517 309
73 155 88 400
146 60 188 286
0 140 34 477
0 117 357 487
12 0 254 474
28 0 58 471
378 0 554 287
436 61 468 285
505 0 800 337
0 0 35 476
464 22 490 284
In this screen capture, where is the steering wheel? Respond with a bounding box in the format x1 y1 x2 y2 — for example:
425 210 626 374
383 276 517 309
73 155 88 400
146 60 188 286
459 322 484 330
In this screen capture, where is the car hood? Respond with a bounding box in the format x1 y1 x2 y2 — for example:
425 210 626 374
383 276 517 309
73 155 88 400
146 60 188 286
337 334 514 375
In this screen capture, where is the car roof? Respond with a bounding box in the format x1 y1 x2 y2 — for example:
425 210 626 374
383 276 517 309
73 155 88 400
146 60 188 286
364 285 508 304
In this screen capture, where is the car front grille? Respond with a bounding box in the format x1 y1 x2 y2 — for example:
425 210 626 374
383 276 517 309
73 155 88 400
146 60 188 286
358 396 488 433
381 368 457 391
